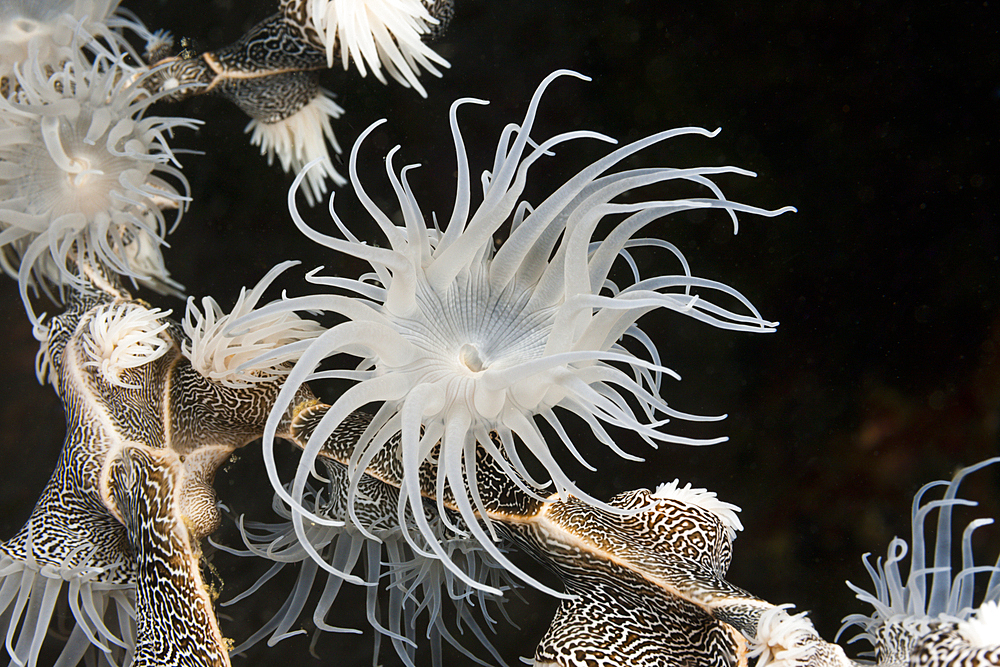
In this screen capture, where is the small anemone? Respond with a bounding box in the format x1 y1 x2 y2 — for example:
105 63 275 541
839 457 1000 661
182 260 324 388
0 48 200 322
960 600 1000 648
0 528 136 667
653 479 744 541
246 89 347 207
245 69 794 596
299 0 450 97
80 301 171 388
749 605 852 667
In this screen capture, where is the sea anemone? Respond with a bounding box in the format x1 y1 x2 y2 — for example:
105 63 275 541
244 69 795 594
0 48 199 322
839 457 1000 665
296 0 450 97
81 301 171 388
749 605 853 667
245 89 347 207
0 532 136 667
182 260 325 388
217 443 516 667
0 0 135 86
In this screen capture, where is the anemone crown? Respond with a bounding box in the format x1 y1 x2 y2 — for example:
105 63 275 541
242 70 794 597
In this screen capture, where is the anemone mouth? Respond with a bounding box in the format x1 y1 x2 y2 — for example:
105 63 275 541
6 17 45 38
458 343 486 372
392 270 555 379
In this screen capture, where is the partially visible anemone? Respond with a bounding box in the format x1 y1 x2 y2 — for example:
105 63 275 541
0 48 200 322
216 454 515 667
653 479 744 542
960 600 1000 648
0 0 136 88
383 527 519 667
839 457 1000 666
244 69 795 595
182 260 325 388
295 0 450 97
0 538 137 667
246 89 347 207
749 605 853 667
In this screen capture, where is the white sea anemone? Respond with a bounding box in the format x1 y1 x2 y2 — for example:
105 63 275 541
960 600 1000 648
80 301 171 388
0 49 199 321
0 530 136 667
302 0 449 97
750 605 853 667
182 261 324 388
246 89 346 207
247 70 794 593
217 455 514 667
0 0 131 85
839 457 1000 663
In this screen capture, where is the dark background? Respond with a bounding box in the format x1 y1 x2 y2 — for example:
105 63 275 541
1 1 998 665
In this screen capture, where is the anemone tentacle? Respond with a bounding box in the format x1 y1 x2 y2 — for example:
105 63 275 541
839 457 1000 666
281 0 452 97
216 436 517 667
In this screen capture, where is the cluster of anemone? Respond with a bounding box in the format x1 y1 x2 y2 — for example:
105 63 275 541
0 0 457 327
7 4 996 667
126 0 453 209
